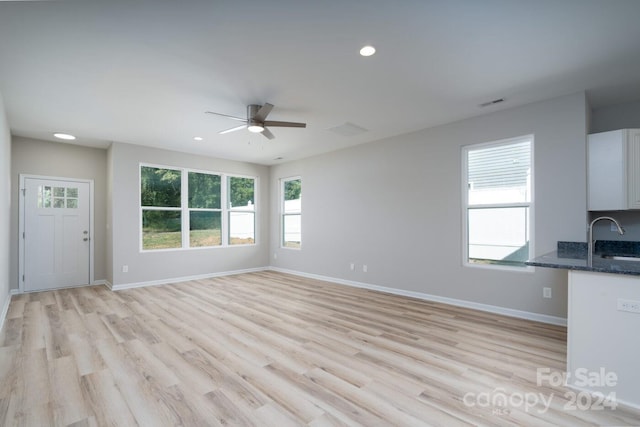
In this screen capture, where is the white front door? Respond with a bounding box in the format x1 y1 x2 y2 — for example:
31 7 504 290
23 177 91 291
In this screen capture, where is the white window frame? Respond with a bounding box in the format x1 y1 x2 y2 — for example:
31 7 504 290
281 176 302 250
461 135 534 272
227 173 258 246
139 163 257 252
187 168 224 248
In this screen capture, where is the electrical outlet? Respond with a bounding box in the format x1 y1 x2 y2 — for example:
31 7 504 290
274 253 278 260
363 265 368 273
617 298 640 313
122 265 128 273
543 287 552 298
349 263 355 271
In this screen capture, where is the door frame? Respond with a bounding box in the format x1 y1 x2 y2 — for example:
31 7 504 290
18 174 95 292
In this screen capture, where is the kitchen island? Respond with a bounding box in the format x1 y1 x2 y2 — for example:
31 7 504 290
528 246 640 410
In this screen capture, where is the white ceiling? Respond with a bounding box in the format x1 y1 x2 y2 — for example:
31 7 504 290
2 0 640 165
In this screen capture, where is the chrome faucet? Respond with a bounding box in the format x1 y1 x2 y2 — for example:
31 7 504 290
587 216 625 266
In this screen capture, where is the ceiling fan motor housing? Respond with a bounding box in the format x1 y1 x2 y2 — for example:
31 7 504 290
248 104 261 120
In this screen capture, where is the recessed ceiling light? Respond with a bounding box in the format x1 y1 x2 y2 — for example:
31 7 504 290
53 133 76 140
193 136 203 141
359 45 376 57
274 157 284 160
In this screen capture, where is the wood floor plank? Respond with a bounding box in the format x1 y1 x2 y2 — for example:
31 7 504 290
1 272 639 426
79 370 139 427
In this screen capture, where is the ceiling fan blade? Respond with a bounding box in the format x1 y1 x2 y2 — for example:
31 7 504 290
263 120 306 128
261 127 275 140
219 124 247 134
205 111 247 122
253 103 274 122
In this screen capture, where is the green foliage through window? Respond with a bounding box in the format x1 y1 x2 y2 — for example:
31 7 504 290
141 165 255 250
189 172 221 209
229 177 255 207
284 179 301 201
141 167 181 207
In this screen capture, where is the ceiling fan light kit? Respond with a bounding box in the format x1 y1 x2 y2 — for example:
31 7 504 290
206 103 306 140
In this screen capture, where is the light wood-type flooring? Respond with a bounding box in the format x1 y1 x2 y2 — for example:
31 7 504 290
1 271 639 426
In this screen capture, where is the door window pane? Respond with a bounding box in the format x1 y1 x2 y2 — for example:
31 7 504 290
189 211 221 247
38 186 53 208
142 210 182 250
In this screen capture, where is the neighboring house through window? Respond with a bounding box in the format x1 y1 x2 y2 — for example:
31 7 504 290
463 135 533 268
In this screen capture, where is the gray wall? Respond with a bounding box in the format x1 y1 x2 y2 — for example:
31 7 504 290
590 100 640 134
10 137 108 289
270 93 589 318
109 142 270 286
0 92 11 314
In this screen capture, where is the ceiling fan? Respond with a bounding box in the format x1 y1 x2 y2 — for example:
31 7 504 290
206 103 306 140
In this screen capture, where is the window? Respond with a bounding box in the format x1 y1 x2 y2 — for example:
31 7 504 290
463 136 533 268
188 172 221 247
141 166 182 250
228 176 255 245
282 177 301 248
140 164 256 251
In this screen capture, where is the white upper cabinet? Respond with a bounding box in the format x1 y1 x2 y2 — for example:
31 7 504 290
588 129 640 211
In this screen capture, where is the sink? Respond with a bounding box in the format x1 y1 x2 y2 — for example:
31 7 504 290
601 255 640 262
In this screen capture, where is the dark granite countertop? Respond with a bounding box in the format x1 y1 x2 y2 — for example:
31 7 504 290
526 240 640 276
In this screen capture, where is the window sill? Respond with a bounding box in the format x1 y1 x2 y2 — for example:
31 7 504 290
464 261 534 273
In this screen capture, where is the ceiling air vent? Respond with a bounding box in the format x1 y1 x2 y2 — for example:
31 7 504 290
479 98 505 108
327 122 369 137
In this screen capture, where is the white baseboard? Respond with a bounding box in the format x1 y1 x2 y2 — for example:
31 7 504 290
109 267 269 291
567 383 640 411
269 267 567 326
92 279 111 289
0 291 12 333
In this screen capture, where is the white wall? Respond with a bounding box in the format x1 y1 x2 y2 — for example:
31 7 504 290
0 92 11 323
10 137 108 289
109 142 270 286
270 93 588 318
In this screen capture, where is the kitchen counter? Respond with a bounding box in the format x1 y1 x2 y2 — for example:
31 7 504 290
526 241 640 276
529 240 640 408
527 251 640 275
